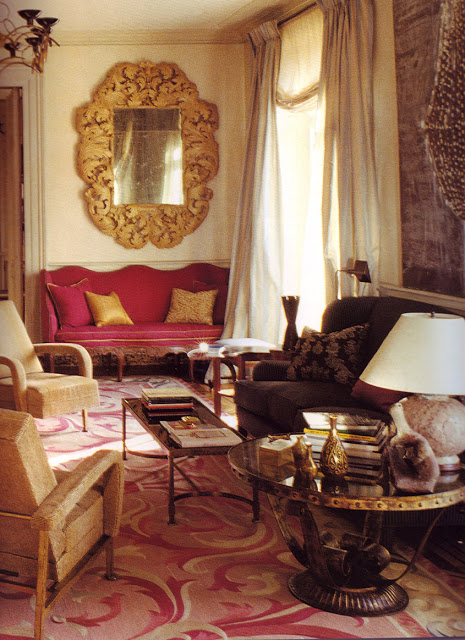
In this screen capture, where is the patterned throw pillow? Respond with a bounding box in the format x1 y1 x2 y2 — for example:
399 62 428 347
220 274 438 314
165 288 218 325
193 281 228 324
85 291 133 327
286 323 370 386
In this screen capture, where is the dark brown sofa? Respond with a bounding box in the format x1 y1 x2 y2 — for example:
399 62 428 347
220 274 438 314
235 295 455 438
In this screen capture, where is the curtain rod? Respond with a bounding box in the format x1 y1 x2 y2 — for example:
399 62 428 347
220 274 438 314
278 1 317 26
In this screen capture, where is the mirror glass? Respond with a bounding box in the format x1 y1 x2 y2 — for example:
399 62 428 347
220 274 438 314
113 107 183 205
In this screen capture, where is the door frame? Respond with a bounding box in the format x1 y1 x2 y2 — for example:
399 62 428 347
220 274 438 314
0 67 45 342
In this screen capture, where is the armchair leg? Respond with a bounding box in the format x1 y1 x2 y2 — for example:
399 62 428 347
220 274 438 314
81 409 88 432
35 531 49 640
105 538 118 581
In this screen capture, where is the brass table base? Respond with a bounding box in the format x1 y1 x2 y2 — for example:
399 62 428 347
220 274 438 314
288 571 409 616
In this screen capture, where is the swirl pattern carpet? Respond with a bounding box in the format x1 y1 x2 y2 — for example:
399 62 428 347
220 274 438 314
1 376 465 639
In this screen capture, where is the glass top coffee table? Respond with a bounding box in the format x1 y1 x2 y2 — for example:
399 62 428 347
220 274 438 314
122 395 260 525
228 436 465 616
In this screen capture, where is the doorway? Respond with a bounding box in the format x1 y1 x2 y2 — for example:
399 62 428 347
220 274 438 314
0 87 24 318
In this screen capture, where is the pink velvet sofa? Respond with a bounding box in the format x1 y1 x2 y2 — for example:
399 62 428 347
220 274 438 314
40 264 229 379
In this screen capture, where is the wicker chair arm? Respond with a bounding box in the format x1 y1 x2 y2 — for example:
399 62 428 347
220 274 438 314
31 450 124 536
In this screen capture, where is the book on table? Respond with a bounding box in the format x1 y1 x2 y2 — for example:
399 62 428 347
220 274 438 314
141 384 194 416
160 419 243 448
302 412 388 445
142 407 194 423
142 386 193 403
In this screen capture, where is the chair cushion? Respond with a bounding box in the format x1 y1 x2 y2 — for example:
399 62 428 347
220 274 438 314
286 323 369 386
0 373 99 419
85 291 133 327
165 288 218 325
47 279 93 327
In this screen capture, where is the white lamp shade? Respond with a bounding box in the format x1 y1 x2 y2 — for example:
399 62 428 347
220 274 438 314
360 312 465 396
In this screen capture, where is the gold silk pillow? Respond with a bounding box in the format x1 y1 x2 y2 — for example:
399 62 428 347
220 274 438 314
85 291 133 327
165 288 218 325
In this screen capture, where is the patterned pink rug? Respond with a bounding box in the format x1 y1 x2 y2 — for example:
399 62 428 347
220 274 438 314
2 376 465 639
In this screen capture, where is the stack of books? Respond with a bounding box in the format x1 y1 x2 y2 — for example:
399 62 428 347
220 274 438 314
141 384 194 423
160 419 243 448
302 412 389 480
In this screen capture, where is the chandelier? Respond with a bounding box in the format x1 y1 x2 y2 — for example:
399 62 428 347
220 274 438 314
0 2 59 73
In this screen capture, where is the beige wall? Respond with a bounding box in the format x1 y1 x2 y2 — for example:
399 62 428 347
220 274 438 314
42 42 248 271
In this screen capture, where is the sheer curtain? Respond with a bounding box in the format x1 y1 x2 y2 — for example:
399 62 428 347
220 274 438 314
317 0 380 300
276 6 326 331
222 21 284 344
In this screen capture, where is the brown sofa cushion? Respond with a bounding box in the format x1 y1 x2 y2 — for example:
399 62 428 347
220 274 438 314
234 379 357 432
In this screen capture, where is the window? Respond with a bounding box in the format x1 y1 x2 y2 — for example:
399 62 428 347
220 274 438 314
277 6 326 330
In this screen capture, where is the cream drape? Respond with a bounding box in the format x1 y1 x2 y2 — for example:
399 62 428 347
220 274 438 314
317 0 380 300
222 21 284 344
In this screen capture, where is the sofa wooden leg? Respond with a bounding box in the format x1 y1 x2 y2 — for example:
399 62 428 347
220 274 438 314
116 352 124 382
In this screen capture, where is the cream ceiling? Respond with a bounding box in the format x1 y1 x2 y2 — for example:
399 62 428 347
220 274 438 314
5 0 313 43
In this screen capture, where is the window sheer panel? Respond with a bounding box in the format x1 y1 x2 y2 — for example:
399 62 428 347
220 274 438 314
277 5 326 333
277 6 323 111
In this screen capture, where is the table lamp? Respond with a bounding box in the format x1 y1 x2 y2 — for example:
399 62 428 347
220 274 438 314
359 312 465 471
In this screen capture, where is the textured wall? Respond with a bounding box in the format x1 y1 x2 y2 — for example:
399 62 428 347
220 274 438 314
393 0 465 297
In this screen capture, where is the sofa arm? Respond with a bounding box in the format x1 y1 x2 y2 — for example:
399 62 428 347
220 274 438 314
252 359 290 381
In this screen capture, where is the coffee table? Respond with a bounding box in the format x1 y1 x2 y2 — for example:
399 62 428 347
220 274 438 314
228 436 465 616
122 395 260 525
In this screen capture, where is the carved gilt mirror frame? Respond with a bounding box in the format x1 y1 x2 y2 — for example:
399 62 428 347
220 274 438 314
76 61 219 248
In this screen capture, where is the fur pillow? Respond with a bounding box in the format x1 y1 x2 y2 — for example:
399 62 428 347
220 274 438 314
286 323 369 386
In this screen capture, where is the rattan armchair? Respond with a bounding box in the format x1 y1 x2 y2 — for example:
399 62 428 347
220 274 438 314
0 409 124 640
0 300 99 430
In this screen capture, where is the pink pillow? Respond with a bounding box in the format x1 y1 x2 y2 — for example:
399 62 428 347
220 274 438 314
193 281 228 324
351 379 407 413
47 279 93 327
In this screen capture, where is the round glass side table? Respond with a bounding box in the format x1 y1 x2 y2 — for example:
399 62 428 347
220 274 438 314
228 436 465 617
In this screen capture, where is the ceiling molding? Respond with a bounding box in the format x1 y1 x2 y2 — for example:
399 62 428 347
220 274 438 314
53 1 316 46
56 28 247 46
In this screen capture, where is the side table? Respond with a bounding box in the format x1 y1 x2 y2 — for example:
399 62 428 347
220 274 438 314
187 345 279 416
228 436 465 616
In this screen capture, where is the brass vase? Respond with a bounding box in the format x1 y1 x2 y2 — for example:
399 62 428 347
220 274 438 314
292 435 318 479
319 415 349 479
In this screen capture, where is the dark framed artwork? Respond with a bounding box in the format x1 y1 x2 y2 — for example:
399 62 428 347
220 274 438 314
393 0 465 297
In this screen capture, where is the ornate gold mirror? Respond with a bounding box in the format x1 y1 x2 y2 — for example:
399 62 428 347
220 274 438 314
76 61 219 248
